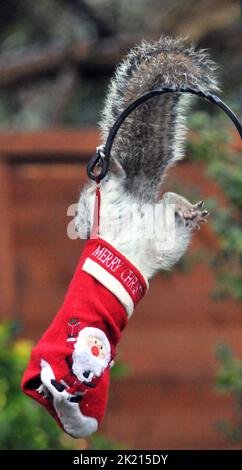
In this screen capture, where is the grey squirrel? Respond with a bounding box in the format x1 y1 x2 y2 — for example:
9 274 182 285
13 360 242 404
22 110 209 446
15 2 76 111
76 36 219 278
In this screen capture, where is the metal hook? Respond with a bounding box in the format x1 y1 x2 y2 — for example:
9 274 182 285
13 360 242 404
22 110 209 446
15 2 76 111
87 87 242 181
87 145 109 181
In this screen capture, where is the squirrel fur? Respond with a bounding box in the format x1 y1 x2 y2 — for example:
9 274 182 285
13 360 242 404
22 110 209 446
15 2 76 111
76 36 219 278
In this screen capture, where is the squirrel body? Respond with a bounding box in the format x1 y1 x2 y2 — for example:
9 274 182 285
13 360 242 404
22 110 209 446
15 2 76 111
77 36 218 278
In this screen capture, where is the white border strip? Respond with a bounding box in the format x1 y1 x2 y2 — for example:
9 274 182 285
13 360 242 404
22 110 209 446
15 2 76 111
82 258 134 318
100 237 149 291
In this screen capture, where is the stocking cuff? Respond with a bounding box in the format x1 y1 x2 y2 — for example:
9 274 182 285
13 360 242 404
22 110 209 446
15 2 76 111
82 238 149 318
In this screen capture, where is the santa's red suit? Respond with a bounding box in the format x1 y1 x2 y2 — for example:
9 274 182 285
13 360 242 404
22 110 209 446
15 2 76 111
22 237 148 438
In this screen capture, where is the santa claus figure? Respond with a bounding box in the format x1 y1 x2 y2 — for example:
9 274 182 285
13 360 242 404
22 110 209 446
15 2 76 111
36 326 111 438
72 326 111 384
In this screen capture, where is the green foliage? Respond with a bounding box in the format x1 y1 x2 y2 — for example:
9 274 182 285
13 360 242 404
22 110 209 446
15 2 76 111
0 320 128 450
90 433 123 451
216 344 242 444
187 111 229 163
208 155 242 301
0 321 75 450
216 344 242 393
209 157 242 213
63 79 108 127
189 110 242 302
189 109 242 444
110 360 131 380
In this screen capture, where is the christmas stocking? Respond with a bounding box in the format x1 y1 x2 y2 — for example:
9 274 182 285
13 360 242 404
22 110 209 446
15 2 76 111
22 237 148 438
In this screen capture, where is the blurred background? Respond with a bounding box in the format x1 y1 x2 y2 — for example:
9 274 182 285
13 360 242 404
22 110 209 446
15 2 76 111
0 0 242 450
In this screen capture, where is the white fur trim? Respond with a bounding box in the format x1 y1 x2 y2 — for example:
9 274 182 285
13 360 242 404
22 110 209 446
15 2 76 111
82 257 134 317
100 236 149 291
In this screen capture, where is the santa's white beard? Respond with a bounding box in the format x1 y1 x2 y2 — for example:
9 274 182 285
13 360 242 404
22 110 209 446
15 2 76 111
72 338 109 383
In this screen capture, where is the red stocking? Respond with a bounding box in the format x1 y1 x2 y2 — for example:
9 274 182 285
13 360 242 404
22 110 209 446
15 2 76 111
22 237 148 437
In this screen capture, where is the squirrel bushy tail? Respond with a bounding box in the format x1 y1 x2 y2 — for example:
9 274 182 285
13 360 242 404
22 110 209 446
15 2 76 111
100 36 219 201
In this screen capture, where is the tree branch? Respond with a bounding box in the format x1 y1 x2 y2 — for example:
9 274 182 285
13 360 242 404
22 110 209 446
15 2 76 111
68 0 116 39
0 37 134 88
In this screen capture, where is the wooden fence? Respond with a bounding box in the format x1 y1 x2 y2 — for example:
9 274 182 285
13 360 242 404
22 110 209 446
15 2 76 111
0 129 242 449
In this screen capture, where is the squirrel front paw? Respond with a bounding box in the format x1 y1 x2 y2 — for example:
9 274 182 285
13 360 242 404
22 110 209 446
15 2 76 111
163 192 209 230
180 200 209 230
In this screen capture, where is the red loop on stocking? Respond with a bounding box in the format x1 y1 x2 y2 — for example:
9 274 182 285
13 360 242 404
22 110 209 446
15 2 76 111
91 179 101 239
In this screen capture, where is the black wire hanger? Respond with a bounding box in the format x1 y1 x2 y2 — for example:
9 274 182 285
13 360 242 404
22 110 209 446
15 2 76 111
87 86 242 181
